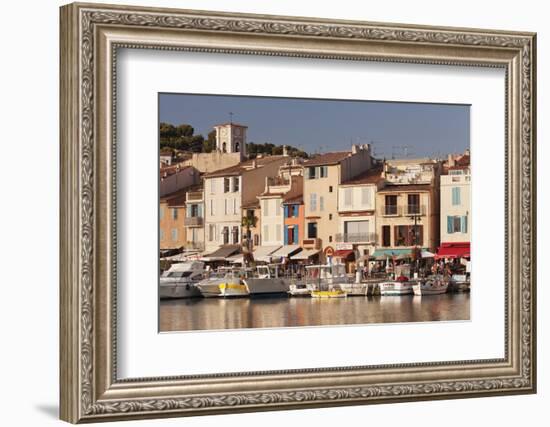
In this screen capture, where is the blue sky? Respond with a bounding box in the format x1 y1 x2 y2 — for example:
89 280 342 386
159 93 470 158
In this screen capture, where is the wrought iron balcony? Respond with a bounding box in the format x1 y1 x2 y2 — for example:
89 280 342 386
335 232 376 243
405 205 426 216
186 191 203 201
381 205 401 216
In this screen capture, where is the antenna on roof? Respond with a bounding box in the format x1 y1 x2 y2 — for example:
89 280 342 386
229 112 234 124
391 145 414 159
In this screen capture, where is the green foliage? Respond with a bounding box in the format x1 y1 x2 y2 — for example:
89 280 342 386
248 141 308 158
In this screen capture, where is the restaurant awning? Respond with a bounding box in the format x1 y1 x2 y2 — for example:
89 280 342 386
271 245 302 258
227 254 244 264
372 248 418 258
290 249 320 260
436 242 470 259
201 244 240 261
333 249 355 260
252 245 281 262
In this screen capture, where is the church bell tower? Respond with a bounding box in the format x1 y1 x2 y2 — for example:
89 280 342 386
213 121 247 161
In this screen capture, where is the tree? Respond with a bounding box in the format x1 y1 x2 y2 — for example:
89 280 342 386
241 214 258 266
203 130 217 153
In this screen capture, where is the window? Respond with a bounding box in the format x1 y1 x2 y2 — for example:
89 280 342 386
329 235 333 242
275 199 281 216
209 199 214 216
394 225 423 246
361 187 371 206
160 206 165 220
232 177 240 192
384 195 398 215
263 224 269 242
447 215 468 234
254 234 259 246
408 194 420 214
171 228 178 241
319 196 324 211
382 225 391 247
329 213 332 220
307 222 318 239
171 208 178 220
208 224 215 241
232 226 239 244
276 224 282 242
344 220 369 240
224 178 230 193
307 166 316 179
452 187 461 205
233 198 237 215
329 186 333 193
210 179 216 194
224 199 228 215
319 166 328 178
263 199 269 216
310 193 317 211
222 227 229 244
344 188 352 207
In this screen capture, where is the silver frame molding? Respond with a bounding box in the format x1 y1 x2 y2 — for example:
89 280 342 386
60 2 537 423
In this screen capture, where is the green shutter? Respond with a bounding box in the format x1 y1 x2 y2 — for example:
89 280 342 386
461 215 468 233
447 216 453 234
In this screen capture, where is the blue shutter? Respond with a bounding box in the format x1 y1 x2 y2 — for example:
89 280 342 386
284 205 289 218
293 226 298 244
461 215 468 233
284 225 288 245
447 216 453 234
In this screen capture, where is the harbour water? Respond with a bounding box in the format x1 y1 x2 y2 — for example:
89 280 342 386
159 293 470 332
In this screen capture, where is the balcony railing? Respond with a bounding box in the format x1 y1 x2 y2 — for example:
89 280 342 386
405 205 426 216
335 232 376 243
382 205 400 216
185 216 203 227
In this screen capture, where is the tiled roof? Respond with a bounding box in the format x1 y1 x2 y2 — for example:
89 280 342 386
303 151 350 167
341 166 383 185
160 188 189 206
283 195 304 204
204 156 286 178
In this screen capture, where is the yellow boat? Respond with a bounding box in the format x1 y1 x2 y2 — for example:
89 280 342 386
311 289 347 298
218 281 249 297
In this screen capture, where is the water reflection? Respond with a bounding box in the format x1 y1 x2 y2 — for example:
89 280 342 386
160 294 470 332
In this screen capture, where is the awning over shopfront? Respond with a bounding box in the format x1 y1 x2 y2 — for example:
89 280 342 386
271 245 302 258
201 244 240 261
290 249 320 260
252 245 281 262
436 242 470 259
227 253 244 264
333 249 355 260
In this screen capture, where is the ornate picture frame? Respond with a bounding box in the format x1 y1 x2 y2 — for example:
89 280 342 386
60 2 536 423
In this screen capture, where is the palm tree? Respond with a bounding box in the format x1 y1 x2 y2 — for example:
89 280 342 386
241 214 258 266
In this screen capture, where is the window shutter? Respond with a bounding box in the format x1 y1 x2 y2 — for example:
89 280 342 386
461 215 468 233
294 226 298 244
284 225 288 245
447 216 453 234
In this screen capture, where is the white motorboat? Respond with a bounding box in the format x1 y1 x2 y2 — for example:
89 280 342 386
159 261 205 299
243 264 290 296
218 268 251 298
288 281 315 297
412 275 449 296
379 277 413 296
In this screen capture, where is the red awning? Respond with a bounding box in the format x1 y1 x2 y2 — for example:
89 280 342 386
436 242 470 259
333 250 355 260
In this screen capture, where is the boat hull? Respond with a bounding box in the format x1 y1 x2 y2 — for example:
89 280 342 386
244 278 290 295
311 290 347 298
219 283 249 298
159 282 202 299
379 281 413 296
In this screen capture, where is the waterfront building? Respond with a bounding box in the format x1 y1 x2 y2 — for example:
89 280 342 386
241 200 262 249
184 186 205 253
203 155 289 254
336 165 383 270
438 151 471 258
374 158 442 257
159 188 187 250
302 144 375 262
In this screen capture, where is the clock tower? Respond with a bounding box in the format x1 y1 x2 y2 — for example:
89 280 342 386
213 122 248 161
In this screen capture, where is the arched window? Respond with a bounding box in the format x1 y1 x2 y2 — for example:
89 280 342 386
222 142 227 153
235 142 240 152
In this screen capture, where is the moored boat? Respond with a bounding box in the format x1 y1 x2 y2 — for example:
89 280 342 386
448 274 470 293
310 289 347 298
412 275 448 296
243 264 290 296
379 276 413 296
159 261 205 299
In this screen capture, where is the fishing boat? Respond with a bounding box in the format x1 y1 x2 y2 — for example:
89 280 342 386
243 264 290 296
412 275 448 296
288 281 315 297
159 261 205 299
218 268 251 298
379 275 413 296
306 264 349 298
448 274 470 293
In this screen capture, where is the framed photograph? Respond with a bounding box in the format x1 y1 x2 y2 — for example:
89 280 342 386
60 2 537 423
